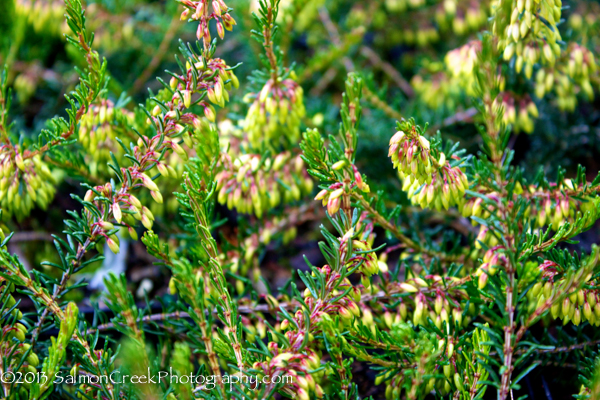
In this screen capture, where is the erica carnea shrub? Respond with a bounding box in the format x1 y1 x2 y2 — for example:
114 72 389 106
1 0 600 399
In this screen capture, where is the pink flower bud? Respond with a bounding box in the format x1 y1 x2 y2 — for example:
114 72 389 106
327 196 341 215
112 202 122 223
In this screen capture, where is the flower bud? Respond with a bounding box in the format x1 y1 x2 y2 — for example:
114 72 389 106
151 190 163 204
15 154 25 171
126 196 141 211
157 163 170 177
84 190 95 202
204 105 216 122
141 174 159 192
332 160 346 170
112 202 122 223
27 352 39 367
399 282 418 293
327 196 341 215
141 214 153 230
478 272 488 290
454 373 464 391
183 90 192 108
417 135 430 150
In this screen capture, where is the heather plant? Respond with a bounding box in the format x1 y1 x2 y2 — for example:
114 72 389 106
2 0 600 399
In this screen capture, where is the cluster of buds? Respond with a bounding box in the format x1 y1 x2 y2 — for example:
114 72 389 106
395 276 473 329
397 24 440 47
389 124 468 210
461 180 599 234
334 238 380 293
13 66 42 105
389 125 433 183
568 4 600 39
0 149 55 220
144 151 186 216
492 92 538 133
179 0 237 48
493 0 562 70
253 346 324 400
244 74 305 149
75 7 239 257
16 0 66 36
410 290 458 329
314 165 369 216
85 183 155 253
475 247 507 289
255 263 366 399
444 40 481 96
411 71 463 110
544 284 600 327
170 57 238 113
216 152 313 217
533 192 576 228
384 0 425 13
401 167 468 211
79 100 135 177
535 44 598 112
435 1 489 36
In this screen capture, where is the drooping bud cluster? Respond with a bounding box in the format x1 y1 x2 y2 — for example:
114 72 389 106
439 326 490 399
216 151 313 217
411 67 462 109
493 0 562 74
84 184 154 253
388 276 475 329
15 0 66 36
384 0 425 13
253 346 324 400
0 149 56 220
381 1 488 49
345 239 380 280
79 100 135 177
533 192 575 229
491 92 538 133
389 124 468 210
435 1 488 37
535 44 598 112
244 73 305 149
460 179 600 235
526 266 600 327
475 246 507 289
179 0 237 47
254 263 365 400
315 165 371 217
445 40 481 96
170 57 238 114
